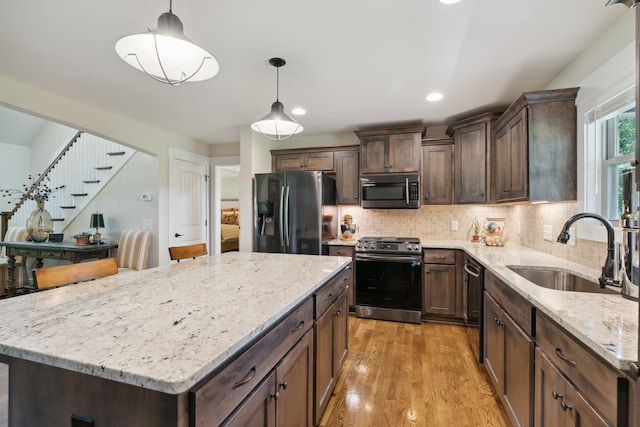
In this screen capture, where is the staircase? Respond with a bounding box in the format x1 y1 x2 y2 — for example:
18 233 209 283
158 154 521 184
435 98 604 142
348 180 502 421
3 132 136 235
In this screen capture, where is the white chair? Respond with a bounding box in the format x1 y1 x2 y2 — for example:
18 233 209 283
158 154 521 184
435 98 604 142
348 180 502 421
116 230 151 273
0 227 30 294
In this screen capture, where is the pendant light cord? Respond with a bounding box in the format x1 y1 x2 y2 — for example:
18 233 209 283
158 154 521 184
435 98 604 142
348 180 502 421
275 66 280 102
169 0 173 13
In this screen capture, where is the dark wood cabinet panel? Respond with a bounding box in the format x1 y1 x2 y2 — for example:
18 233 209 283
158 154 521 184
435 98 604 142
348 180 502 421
356 127 424 174
222 372 276 427
327 246 355 309
449 113 499 204
421 142 453 205
335 150 360 204
272 150 334 172
423 264 457 316
484 293 505 390
494 87 578 203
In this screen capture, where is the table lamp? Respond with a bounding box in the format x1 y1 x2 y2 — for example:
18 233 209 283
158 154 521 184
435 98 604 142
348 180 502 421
90 212 105 243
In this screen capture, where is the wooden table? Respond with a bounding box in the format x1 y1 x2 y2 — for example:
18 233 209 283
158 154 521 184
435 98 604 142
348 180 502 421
0 240 118 296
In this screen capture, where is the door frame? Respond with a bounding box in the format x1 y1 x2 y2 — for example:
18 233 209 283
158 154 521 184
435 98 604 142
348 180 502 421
211 156 240 254
168 147 211 255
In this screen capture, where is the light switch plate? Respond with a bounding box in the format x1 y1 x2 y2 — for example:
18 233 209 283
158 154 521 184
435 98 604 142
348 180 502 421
142 219 152 230
451 220 458 231
543 224 553 241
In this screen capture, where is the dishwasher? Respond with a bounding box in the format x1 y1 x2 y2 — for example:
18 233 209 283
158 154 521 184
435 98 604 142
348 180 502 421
463 255 484 363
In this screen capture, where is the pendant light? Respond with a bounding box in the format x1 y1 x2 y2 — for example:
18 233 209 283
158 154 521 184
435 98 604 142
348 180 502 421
115 0 219 86
251 58 304 141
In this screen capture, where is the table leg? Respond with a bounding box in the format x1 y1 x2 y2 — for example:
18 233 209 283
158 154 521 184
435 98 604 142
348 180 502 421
6 256 15 297
36 257 44 269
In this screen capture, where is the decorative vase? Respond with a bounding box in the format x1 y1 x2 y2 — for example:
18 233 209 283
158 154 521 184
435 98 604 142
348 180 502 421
26 202 53 242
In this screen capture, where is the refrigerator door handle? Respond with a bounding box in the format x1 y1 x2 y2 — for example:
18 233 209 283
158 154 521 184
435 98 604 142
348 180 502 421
279 186 285 246
284 186 291 246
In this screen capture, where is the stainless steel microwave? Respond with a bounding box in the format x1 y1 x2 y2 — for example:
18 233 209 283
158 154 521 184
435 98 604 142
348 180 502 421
360 173 420 209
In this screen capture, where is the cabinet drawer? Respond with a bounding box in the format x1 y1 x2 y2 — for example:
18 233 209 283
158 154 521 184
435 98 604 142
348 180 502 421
423 249 455 264
13 248 42 257
190 298 313 427
536 312 622 424
315 267 350 317
484 272 531 334
328 246 354 258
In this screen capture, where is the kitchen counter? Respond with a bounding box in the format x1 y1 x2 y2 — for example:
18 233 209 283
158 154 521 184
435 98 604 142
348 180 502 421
423 240 638 372
0 252 352 394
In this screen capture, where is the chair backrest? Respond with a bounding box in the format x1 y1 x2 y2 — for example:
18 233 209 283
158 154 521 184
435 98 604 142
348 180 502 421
1 227 28 259
168 243 208 262
33 258 119 290
116 230 151 271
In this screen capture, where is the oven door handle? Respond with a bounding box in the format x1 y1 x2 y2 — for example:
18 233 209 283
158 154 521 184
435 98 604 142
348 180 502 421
356 253 422 264
464 263 480 277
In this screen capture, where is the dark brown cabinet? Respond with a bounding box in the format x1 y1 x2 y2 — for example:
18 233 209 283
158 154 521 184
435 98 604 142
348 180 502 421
272 150 335 172
534 348 609 427
223 330 314 427
355 127 424 174
483 273 534 427
448 113 500 204
494 87 578 203
422 250 458 317
421 140 453 205
314 289 348 425
328 245 355 309
334 149 360 204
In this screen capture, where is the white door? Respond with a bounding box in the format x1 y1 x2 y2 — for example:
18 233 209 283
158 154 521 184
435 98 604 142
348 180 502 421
169 157 209 248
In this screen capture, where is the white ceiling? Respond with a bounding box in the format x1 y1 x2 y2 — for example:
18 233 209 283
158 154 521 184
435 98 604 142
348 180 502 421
0 0 629 145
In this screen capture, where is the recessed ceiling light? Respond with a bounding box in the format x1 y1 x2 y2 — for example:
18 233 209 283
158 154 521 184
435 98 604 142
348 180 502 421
426 92 444 102
291 107 306 116
440 0 462 4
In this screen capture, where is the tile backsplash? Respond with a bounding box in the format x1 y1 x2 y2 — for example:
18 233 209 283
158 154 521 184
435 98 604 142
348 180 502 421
338 202 607 269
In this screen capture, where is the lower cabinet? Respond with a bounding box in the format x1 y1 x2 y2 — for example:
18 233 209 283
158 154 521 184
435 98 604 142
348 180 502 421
484 273 534 427
422 250 462 319
223 330 314 427
534 348 609 427
327 245 355 310
314 289 348 425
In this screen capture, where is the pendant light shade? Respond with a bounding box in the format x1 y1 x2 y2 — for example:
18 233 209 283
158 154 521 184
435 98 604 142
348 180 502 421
251 58 303 141
115 1 218 86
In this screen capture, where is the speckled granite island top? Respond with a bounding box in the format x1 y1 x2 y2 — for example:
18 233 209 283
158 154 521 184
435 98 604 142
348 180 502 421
0 252 351 394
424 240 638 372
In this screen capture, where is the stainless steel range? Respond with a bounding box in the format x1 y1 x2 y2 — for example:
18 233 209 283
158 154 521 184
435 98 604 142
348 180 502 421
354 237 423 324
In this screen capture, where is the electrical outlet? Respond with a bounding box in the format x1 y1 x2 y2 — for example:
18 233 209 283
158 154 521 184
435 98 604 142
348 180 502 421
451 220 458 231
543 224 553 241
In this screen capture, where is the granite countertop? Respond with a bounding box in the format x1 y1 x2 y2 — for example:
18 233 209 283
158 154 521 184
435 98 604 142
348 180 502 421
0 252 351 394
423 240 638 372
326 239 356 246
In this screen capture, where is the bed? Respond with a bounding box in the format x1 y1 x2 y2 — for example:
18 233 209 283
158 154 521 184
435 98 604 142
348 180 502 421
220 209 239 252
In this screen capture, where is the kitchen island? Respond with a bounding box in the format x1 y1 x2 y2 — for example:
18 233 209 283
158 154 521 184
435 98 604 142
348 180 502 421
0 252 352 426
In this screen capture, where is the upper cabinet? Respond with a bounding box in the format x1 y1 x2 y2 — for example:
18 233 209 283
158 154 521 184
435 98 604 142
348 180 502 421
334 148 360 205
421 139 454 205
448 113 500 204
355 127 424 174
494 87 578 203
272 149 335 172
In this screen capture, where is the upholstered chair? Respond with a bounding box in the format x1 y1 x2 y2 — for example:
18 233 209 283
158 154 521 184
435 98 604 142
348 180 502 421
0 227 30 294
116 230 151 273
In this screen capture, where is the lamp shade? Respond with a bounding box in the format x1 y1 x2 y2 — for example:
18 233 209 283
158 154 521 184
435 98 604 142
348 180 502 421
115 10 219 85
90 213 105 229
251 101 304 141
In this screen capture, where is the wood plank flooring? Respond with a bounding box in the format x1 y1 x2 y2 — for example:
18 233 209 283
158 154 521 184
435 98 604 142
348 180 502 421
319 316 510 427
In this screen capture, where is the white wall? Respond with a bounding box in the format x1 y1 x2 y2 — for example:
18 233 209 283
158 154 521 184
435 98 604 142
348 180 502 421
29 121 78 175
0 143 29 209
0 75 211 266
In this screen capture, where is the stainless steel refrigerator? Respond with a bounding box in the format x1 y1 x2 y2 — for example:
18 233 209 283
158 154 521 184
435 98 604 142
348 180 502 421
254 171 338 255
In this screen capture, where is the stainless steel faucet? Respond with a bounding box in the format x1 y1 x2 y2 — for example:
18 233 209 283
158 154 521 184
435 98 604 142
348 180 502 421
556 212 621 288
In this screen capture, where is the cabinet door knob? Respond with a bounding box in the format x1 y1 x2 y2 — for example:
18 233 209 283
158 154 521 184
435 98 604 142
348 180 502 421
279 381 288 390
560 401 572 412
271 391 280 400
424 194 429 200
552 391 563 400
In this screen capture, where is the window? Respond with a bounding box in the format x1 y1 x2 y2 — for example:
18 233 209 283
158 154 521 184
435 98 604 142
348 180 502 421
584 86 636 222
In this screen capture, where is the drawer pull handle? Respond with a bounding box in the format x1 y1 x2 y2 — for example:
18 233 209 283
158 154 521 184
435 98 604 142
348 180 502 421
232 366 256 389
335 308 342 316
324 293 334 301
560 401 572 412
290 321 305 333
552 391 563 400
555 348 577 367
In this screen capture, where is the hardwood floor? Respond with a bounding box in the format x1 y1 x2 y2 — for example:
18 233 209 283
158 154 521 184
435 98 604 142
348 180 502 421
319 316 510 427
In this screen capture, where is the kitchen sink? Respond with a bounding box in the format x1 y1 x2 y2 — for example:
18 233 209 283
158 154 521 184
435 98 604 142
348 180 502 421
506 266 618 295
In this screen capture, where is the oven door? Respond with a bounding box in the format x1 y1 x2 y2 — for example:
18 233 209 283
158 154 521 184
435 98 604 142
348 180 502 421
355 253 422 324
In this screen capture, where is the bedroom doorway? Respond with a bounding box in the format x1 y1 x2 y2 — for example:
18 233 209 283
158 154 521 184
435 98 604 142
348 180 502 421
212 158 240 255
